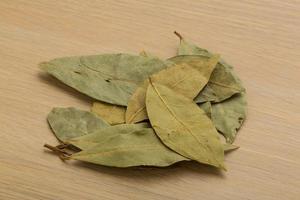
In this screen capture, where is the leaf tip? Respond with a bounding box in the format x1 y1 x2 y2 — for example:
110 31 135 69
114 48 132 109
38 62 49 71
219 163 227 171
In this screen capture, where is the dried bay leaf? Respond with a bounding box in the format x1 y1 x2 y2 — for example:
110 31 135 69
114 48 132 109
47 119 234 166
211 93 247 143
197 95 247 143
163 55 220 99
154 55 219 98
194 63 245 103
69 125 189 167
40 54 169 106
174 32 247 143
197 102 242 148
47 107 109 142
125 55 219 124
68 123 150 150
69 123 237 153
146 81 225 169
174 32 244 103
91 101 126 125
198 102 212 118
125 80 149 124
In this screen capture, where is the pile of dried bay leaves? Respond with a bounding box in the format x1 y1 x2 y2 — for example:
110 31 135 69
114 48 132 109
42 32 246 170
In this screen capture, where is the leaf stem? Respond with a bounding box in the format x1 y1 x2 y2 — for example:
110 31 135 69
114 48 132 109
44 143 71 160
174 31 183 40
56 143 69 149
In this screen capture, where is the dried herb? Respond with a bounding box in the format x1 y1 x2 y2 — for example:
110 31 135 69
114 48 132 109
40 54 169 106
146 81 225 169
125 55 219 124
68 123 239 153
174 32 247 143
47 107 109 142
211 93 247 143
68 123 150 150
198 101 212 118
42 32 247 171
174 31 244 103
91 101 126 125
69 125 189 167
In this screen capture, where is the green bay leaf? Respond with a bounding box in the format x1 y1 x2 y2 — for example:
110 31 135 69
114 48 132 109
211 93 247 143
69 123 237 153
146 81 225 169
70 124 188 167
197 94 247 143
194 62 245 103
174 32 244 103
68 123 150 150
40 54 168 106
47 107 109 142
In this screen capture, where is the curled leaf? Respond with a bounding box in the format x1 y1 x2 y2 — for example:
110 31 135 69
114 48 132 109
91 101 126 125
40 54 168 106
211 93 247 143
47 107 109 142
146 81 225 169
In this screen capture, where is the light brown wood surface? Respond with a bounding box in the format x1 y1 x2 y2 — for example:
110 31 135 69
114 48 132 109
1 1 299 199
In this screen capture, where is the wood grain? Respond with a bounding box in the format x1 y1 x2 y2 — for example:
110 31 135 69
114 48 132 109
0 0 299 199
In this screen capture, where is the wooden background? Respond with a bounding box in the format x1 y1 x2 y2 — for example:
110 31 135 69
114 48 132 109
0 1 299 199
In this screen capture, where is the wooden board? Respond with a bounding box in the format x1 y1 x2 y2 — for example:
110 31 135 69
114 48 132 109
0 1 299 199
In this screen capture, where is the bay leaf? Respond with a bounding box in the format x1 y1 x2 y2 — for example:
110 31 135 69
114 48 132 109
146 81 225 169
125 80 149 123
125 55 219 124
40 53 168 106
211 93 247 143
69 123 237 153
197 95 247 143
91 101 126 125
198 101 212 118
69 125 189 167
174 32 244 103
47 107 109 142
68 123 150 150
195 102 242 148
194 63 245 103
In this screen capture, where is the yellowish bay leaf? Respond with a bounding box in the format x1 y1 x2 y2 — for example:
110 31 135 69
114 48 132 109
146 81 225 169
91 101 126 125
